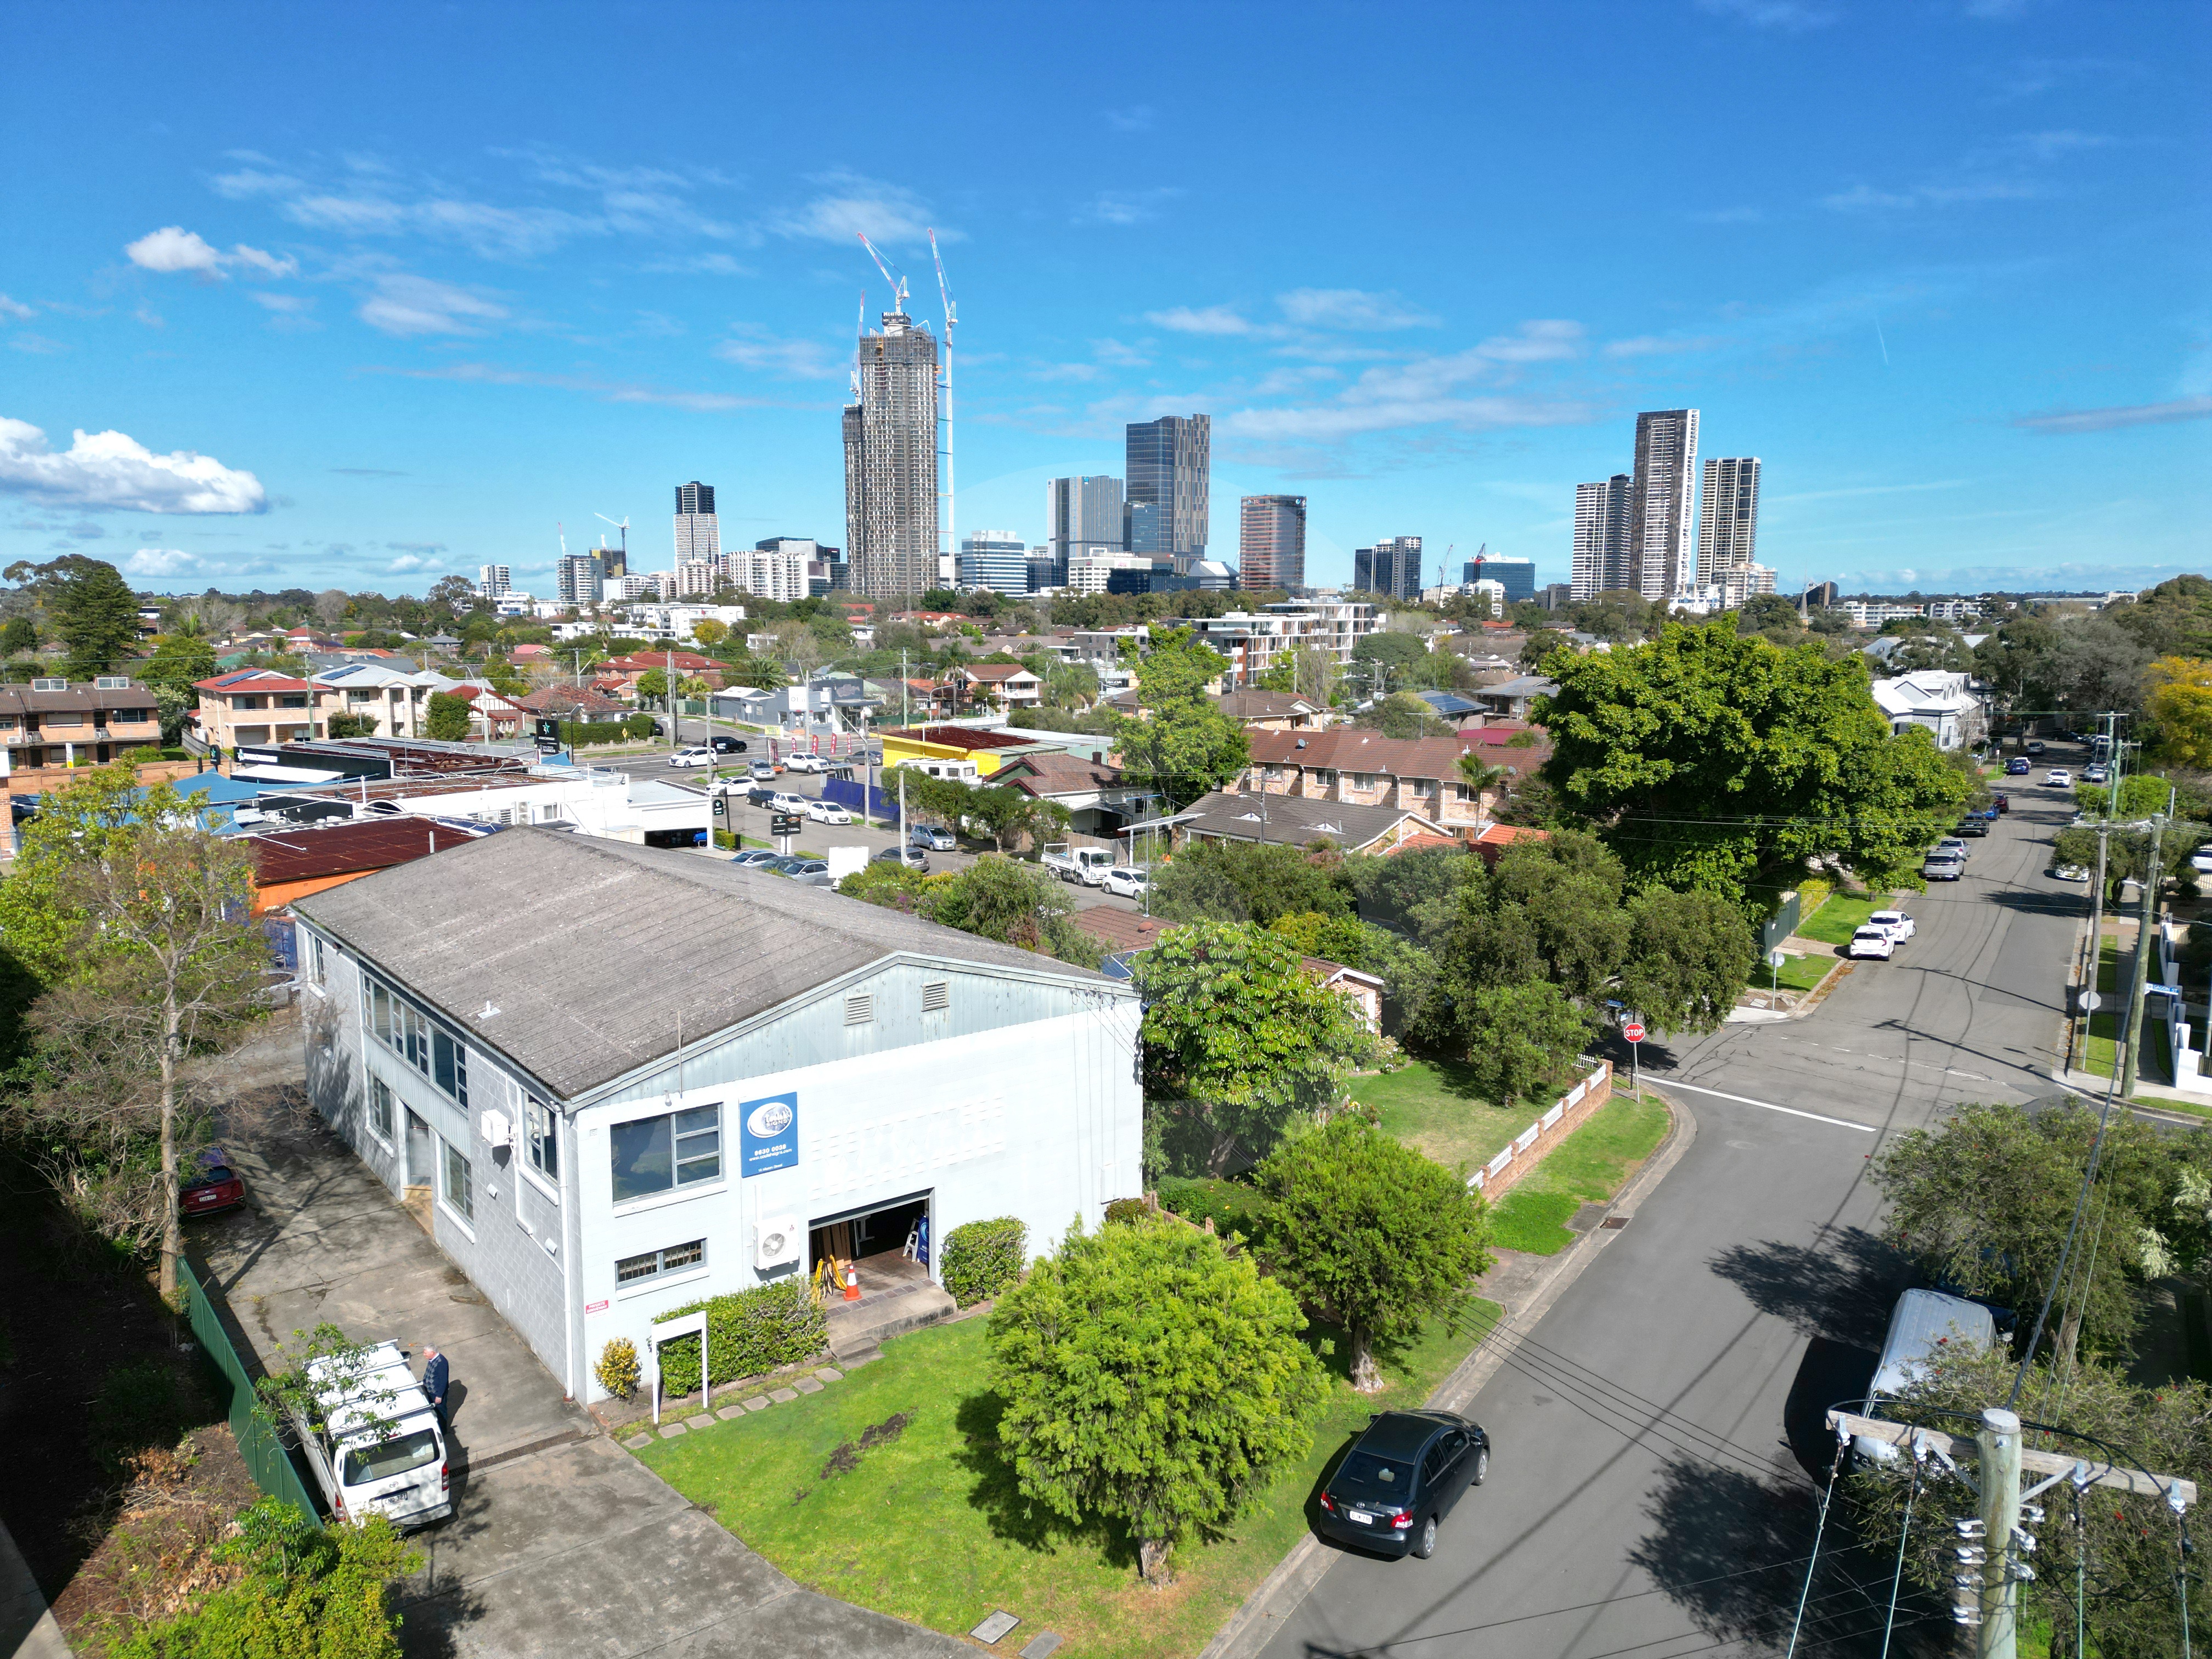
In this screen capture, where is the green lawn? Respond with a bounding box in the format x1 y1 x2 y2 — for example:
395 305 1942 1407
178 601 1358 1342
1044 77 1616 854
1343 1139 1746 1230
1486 1092 1673 1255
1352 1059 1530 1177
1795 892 1889 947
2085 934 2122 1077
638 1297 1500 1659
1760 953 1835 995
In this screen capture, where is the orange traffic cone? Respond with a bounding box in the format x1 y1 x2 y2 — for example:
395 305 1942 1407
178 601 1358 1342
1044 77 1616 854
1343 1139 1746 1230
842 1261 861 1301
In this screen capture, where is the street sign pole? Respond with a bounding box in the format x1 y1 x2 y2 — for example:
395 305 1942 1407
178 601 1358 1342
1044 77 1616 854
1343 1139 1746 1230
1622 1017 1645 1094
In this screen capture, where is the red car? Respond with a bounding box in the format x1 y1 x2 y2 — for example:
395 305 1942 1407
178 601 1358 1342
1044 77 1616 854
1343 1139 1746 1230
1991 793 2010 814
180 1147 246 1217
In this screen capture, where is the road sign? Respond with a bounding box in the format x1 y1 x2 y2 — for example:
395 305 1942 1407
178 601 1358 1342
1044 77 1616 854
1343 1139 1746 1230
1622 1022 1645 1043
2076 991 2101 1012
1769 949 1787 970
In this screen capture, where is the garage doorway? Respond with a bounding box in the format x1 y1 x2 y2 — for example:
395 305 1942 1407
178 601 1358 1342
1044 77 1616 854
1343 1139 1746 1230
809 1191 932 1280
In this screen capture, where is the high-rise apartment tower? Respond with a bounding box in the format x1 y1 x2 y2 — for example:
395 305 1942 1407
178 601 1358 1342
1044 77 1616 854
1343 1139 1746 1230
1239 495 1306 593
556 553 602 606
1125 415 1210 561
1571 475 1632 600
1696 457 1761 594
1628 409 1699 602
1353 535 1423 602
477 564 511 599
673 481 720 577
843 309 940 598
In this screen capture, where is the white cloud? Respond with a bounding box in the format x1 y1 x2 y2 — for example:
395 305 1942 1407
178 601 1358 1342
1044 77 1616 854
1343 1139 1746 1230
1476 319 1585 362
249 292 314 314
125 225 297 278
385 552 439 573
0 417 267 514
126 548 201 575
1146 304 1253 335
1604 332 1725 358
1277 289 1438 331
1079 188 1182 226
0 293 34 321
1222 393 1593 443
8 334 65 356
1105 105 1156 132
642 252 753 276
772 171 947 247
712 329 842 378
209 167 304 198
357 275 507 337
2013 396 2212 435
1093 337 1150 367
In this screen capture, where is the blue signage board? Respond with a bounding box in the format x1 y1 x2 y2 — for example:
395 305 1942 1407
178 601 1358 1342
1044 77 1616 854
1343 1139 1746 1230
738 1091 799 1177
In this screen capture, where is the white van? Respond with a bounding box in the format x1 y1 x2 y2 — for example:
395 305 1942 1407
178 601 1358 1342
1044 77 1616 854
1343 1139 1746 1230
1852 1290 1995 1464
294 1340 452 1529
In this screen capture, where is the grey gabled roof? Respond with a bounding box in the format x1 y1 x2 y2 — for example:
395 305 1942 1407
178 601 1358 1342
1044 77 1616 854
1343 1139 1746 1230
1176 790 1444 851
295 830 1115 1101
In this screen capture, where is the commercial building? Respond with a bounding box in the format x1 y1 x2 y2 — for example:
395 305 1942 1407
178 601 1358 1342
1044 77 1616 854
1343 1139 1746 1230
478 565 512 600
1239 495 1307 592
1125 415 1210 560
1046 476 1126 566
1696 457 1762 605
844 308 940 597
1629 409 1699 602
0 675 162 771
1026 550 1065 593
1066 552 1160 595
293 831 1139 1404
1463 554 1536 607
956 530 1030 595
1571 475 1633 600
754 537 844 597
556 553 604 606
1353 536 1423 602
674 482 720 572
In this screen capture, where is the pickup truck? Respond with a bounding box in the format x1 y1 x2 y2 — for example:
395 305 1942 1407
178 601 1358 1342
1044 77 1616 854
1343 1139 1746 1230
1040 843 1115 885
292 1340 450 1530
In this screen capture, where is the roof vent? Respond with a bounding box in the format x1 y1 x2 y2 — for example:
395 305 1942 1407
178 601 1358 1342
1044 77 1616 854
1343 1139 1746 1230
921 980 950 1013
30 678 65 691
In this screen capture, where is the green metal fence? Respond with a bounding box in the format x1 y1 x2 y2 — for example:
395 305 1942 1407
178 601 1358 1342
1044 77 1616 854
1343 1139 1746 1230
179 1257 324 1519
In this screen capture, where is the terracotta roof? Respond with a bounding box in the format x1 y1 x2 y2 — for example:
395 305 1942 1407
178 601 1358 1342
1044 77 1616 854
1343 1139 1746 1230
1388 831 1469 856
960 663 1040 682
992 752 1126 795
1474 823 1548 847
1245 727 1465 781
194 670 314 694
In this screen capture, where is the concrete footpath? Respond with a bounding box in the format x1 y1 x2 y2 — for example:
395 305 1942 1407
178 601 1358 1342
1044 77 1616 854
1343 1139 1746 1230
1 1516 71 1659
198 1017 962 1659
1198 1091 1699 1659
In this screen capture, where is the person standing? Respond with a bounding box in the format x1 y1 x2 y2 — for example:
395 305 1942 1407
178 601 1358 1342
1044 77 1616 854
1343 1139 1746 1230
421 1345 450 1429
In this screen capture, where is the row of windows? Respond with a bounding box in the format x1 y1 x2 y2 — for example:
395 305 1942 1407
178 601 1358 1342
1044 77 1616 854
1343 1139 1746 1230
363 977 469 1107
616 1238 704 1283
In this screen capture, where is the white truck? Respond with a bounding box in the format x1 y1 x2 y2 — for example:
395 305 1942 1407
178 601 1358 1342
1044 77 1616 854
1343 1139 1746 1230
292 1340 452 1530
1040 843 1115 885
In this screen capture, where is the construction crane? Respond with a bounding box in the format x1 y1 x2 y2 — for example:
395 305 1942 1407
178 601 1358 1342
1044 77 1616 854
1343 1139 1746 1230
928 227 958 582
594 514 628 562
855 234 907 316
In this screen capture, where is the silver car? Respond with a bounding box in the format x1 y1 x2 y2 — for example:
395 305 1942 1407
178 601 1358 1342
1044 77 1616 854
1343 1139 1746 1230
1922 854 1963 882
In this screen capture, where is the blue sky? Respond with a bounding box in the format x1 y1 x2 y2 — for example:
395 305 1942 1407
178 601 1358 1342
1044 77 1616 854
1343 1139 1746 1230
3 0 2207 600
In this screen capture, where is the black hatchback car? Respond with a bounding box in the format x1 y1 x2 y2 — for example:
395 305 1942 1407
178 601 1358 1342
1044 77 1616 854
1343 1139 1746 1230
1316 1409 1489 1559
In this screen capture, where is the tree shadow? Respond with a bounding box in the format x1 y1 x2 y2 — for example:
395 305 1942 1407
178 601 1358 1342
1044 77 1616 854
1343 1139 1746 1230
951 1389 1134 1568
1708 1226 1912 1350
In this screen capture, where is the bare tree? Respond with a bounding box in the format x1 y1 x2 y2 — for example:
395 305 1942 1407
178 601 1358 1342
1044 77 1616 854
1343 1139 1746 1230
772 621 822 679
313 588 351 629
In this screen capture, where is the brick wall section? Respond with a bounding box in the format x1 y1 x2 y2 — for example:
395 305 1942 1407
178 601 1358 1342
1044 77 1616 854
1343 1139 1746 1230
1468 1059 1614 1204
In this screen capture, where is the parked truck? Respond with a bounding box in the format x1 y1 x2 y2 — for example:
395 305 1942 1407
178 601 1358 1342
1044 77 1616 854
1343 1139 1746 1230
1041 843 1115 885
291 1340 452 1530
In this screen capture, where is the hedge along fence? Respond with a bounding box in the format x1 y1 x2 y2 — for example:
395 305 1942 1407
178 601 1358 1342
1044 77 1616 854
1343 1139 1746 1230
941 1216 1026 1308
652 1278 828 1397
560 715 657 747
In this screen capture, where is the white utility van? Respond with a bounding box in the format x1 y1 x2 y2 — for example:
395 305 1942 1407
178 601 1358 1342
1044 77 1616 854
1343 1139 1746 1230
294 1340 452 1529
1851 1289 1995 1464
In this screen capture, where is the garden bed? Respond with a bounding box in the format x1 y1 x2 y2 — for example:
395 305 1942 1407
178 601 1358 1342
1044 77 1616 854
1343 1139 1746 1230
636 1296 1499 1659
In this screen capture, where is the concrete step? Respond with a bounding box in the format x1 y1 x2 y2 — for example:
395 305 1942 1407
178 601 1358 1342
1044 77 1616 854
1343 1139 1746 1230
826 1279 956 1358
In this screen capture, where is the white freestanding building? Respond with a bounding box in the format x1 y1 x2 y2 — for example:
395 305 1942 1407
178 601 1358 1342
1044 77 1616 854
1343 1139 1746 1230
293 830 1142 1403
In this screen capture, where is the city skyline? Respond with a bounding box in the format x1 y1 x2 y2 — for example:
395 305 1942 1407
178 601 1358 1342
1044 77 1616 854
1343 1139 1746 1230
3 3 2205 600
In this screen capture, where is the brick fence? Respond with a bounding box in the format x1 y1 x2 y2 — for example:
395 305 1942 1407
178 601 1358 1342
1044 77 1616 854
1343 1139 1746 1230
1467 1058 1615 1202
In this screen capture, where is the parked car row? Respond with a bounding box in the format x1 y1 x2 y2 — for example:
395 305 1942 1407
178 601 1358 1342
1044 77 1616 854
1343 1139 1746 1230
1848 909 1917 960
728 848 833 885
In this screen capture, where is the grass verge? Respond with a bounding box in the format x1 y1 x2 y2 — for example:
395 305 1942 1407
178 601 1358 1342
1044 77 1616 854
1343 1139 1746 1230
2086 934 2121 1077
1352 1059 1527 1177
1796 893 1888 947
1486 1092 1673 1256
639 1296 1500 1659
1760 953 1835 995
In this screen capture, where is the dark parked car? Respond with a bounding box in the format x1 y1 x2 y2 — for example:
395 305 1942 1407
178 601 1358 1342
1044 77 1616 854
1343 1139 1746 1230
1316 1409 1489 1560
1954 817 1990 837
2006 757 2032 775
180 1147 246 1218
1991 792 2010 813
745 783 777 808
708 735 748 754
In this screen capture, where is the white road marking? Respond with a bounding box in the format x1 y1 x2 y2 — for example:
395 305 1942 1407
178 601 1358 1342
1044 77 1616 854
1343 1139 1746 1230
1650 1079 1880 1133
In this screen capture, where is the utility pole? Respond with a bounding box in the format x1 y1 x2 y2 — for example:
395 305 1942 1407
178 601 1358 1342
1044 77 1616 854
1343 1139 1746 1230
2121 805 2166 1097
666 645 676 754
1976 1408 2023 1659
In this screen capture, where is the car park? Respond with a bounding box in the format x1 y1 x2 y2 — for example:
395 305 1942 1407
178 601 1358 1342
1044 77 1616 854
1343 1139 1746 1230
2046 768 2073 788
1101 865 1152 900
782 753 826 773
668 746 713 769
874 845 928 871
706 735 747 754
909 823 957 851
804 799 853 824
1923 853 1963 881
1848 926 1895 961
2006 757 2032 775
180 1147 246 1218
1314 1409 1489 1560
744 782 777 808
1867 909 1916 942
767 791 810 815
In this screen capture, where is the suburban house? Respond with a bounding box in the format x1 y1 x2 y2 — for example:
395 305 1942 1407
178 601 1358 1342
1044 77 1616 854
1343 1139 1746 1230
1872 670 1988 752
315 663 452 739
292 831 1142 1404
1236 729 1490 835
952 663 1044 713
192 669 319 753
1470 674 1559 720
516 685 631 725
1070 907 1385 1029
990 752 1161 836
1163 789 1451 856
0 676 163 771
1213 690 1328 730
1471 822 1551 867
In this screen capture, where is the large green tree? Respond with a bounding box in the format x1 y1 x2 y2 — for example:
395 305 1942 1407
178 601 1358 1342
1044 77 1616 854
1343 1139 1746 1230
1136 920 1372 1175
986 1214 1327 1587
139 633 219 693
5 555 143 680
1617 887 1756 1037
919 856 1102 967
1112 629 1248 809
1255 1116 1492 1391
425 691 473 741
1459 981 1593 1107
1150 838 1353 927
1538 616 1967 904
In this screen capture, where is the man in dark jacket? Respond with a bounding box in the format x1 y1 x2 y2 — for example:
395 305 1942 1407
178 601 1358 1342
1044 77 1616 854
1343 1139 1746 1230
421 1346 450 1427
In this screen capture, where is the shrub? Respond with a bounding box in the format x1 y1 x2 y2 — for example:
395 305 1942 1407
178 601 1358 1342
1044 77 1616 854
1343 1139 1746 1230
623 712 657 740
594 1338 641 1400
652 1278 827 1397
89 1358 195 1475
941 1216 1027 1307
1156 1176 1266 1240
557 719 633 748
1102 1198 1151 1226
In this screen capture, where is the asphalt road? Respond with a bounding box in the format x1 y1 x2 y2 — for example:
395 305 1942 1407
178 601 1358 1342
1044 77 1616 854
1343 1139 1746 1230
1260 758 2095 1659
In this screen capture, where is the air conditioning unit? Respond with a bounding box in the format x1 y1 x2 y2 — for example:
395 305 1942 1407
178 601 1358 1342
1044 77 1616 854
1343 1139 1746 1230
480 1109 512 1149
755 1216 802 1271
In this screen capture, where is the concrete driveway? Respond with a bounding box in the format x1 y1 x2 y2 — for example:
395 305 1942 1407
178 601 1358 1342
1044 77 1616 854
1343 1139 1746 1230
196 1017 963 1659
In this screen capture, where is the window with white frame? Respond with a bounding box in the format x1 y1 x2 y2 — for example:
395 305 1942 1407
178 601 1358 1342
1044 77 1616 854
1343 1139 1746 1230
368 1074 394 1144
614 1239 705 1284
302 931 325 986
608 1104 721 1204
441 1136 474 1223
524 1097 558 1182
361 976 469 1107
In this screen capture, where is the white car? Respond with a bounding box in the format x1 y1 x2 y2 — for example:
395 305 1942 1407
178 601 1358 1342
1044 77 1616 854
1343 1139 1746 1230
1867 909 1916 943
783 753 827 774
1848 926 1895 961
2049 862 2091 882
767 792 810 815
2194 844 2212 877
2046 769 2073 788
1101 865 1151 900
668 747 713 769
804 798 853 824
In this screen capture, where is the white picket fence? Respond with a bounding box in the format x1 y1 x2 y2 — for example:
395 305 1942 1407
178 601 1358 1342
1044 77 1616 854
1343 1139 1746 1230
1469 1060 1611 1194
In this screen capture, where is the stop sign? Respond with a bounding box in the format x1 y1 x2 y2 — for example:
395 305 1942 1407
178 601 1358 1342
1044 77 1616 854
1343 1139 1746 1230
1622 1022 1646 1043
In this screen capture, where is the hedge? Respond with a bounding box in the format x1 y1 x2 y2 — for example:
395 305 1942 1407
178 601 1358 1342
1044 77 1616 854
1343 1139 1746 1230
941 1216 1026 1308
558 718 649 748
1157 1176 1267 1240
651 1278 827 1397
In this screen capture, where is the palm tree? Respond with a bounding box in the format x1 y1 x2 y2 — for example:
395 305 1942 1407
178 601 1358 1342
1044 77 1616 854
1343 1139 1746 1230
1458 751 1508 819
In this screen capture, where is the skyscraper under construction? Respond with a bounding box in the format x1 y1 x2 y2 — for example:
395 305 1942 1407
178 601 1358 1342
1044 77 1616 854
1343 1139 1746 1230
843 307 940 598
